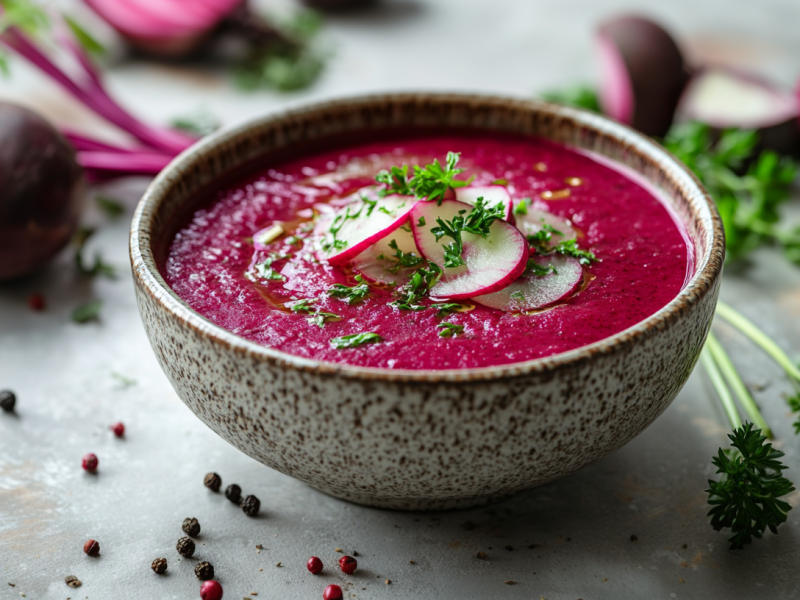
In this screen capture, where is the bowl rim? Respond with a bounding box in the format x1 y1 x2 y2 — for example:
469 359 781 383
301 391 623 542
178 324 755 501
130 92 724 383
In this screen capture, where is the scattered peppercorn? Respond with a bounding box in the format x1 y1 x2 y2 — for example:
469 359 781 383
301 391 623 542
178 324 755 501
28 293 45 311
476 551 488 559
151 557 168 574
409 560 416 565
352 550 359 557
182 517 201 537
110 422 125 437
195 561 215 581
334 548 342 553
630 535 638 542
241 495 260 517
0 390 16 413
339 555 357 575
176 536 196 558
682 543 688 549
385 579 391 585
200 580 223 600
504 545 514 551
307 556 323 574
204 472 222 492
225 484 242 504
504 580 517 585
64 575 82 588
83 539 100 556
323 584 343 600
82 453 98 472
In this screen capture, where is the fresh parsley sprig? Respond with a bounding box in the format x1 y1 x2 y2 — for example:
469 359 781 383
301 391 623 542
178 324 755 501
431 303 462 317
384 239 422 273
389 263 442 311
437 322 464 338
430 197 507 268
375 151 473 203
328 275 370 305
249 253 289 282
707 422 794 550
330 332 383 349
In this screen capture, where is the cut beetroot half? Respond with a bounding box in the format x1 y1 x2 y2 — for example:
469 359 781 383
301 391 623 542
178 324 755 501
454 186 514 223
516 209 576 248
410 199 528 300
315 194 416 265
596 16 690 137
351 226 421 286
679 68 800 155
473 254 583 312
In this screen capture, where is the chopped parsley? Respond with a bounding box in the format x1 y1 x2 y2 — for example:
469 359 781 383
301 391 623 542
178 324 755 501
328 275 370 305
307 311 341 328
330 332 383 349
492 178 509 185
526 223 563 247
386 239 422 273
510 291 526 302
527 260 558 277
430 197 507 268
417 216 426 227
389 263 442 311
286 298 340 327
286 298 317 313
552 239 596 265
71 300 103 323
376 152 473 203
437 322 464 338
431 303 462 317
513 197 532 216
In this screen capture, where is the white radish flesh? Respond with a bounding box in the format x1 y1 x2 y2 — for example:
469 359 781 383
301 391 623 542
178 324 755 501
351 226 421 286
411 199 528 300
314 194 416 265
454 186 514 223
473 254 583 312
517 209 576 248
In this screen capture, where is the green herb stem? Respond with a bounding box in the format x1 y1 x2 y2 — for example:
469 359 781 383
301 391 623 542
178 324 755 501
705 331 771 438
700 346 742 430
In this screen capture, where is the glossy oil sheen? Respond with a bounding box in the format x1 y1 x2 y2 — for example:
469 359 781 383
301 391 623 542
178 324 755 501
163 132 690 370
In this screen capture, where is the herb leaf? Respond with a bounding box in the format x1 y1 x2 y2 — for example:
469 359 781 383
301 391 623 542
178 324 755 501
389 263 442 311
539 85 602 113
95 196 125 218
431 303 462 317
375 165 412 196
330 332 383 349
513 197 532 216
437 322 464 338
430 197 506 268
706 422 795 550
74 227 116 279
552 239 596 265
386 239 422 273
72 300 103 323
328 275 370 305
307 311 340 328
376 152 473 203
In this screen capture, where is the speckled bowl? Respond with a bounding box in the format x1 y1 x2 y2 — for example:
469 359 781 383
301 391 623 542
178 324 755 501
130 93 724 510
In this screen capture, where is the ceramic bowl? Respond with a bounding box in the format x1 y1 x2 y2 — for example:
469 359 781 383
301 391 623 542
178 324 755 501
130 93 724 510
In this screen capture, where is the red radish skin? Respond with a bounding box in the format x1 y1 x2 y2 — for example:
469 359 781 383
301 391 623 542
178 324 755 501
473 254 584 312
351 226 420 286
411 199 528 300
454 186 514 223
517 208 576 247
315 194 416 265
597 16 690 137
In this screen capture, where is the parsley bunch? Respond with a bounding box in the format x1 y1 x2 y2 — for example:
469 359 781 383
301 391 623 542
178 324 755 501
376 152 473 203
431 197 507 268
707 422 794 550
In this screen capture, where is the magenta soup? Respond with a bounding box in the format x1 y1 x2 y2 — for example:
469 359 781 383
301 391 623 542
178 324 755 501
161 130 693 370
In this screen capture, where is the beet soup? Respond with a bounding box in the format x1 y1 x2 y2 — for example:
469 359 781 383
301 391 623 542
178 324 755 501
162 131 691 370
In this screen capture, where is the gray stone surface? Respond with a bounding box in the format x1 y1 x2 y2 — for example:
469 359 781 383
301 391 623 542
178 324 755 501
2 0 800 598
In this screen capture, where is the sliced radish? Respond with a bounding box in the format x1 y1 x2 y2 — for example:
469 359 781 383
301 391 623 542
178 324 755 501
314 194 416 265
454 186 514 223
411 199 528 300
473 254 583 312
351 226 421 286
517 209 576 248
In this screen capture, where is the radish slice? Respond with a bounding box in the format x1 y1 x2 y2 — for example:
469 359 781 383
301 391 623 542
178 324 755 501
517 209 576 248
454 186 514 223
473 254 583 312
351 226 421 286
411 199 528 300
314 194 416 265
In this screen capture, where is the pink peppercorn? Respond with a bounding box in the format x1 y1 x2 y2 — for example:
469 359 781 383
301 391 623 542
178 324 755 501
82 453 98 472
28 293 45 311
339 555 357 575
307 556 323 574
83 539 100 556
110 422 125 437
200 580 223 600
323 584 343 600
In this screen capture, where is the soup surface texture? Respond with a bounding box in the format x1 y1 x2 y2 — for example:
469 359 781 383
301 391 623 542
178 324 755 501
163 132 691 370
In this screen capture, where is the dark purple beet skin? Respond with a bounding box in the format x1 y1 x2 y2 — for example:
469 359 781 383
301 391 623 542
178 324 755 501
163 132 691 370
0 103 86 280
597 16 690 138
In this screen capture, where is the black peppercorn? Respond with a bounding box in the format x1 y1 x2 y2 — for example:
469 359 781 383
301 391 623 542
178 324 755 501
176 536 196 558
204 472 222 492
225 484 242 504
195 561 215 581
151 557 168 574
241 494 260 517
0 390 16 413
182 517 201 537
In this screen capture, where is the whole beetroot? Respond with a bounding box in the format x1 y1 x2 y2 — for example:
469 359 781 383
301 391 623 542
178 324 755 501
0 103 85 280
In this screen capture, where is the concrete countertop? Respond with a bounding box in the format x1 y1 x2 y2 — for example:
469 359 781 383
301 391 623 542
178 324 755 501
2 0 800 598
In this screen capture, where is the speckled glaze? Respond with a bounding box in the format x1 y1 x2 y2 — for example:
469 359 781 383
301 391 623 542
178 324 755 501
130 94 724 510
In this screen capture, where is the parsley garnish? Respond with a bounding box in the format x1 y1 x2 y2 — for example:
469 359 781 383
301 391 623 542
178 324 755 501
389 264 442 311
437 322 464 338
376 152 473 203
386 239 422 273
707 422 794 550
431 303 462 317
74 227 116 279
328 275 370 305
95 196 125 218
430 197 507 268
330 332 383 349
510 291 525 302
526 223 563 248
552 239 596 265
307 311 341 328
526 260 558 277
417 216 426 227
286 298 341 327
286 298 317 314
513 197 532 216
71 300 103 323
